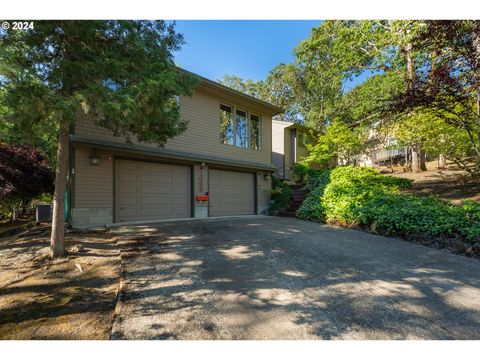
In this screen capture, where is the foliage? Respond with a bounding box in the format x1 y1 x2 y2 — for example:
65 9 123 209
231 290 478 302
291 162 309 182
389 20 480 173
269 176 292 211
303 119 366 168
0 142 54 220
296 170 331 220
297 166 480 242
386 108 478 170
0 21 198 147
218 74 263 98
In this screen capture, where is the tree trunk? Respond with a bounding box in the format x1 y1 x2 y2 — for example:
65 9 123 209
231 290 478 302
50 121 70 258
420 148 427 171
473 21 480 144
411 145 420 173
438 154 446 169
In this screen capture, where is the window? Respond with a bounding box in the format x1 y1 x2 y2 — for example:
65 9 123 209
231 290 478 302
298 131 310 148
219 104 262 150
250 113 261 150
220 104 233 145
235 109 248 148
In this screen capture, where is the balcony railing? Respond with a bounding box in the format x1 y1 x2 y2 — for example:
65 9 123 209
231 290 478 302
374 148 406 161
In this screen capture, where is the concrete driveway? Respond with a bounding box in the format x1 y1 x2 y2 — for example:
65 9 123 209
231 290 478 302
110 216 480 340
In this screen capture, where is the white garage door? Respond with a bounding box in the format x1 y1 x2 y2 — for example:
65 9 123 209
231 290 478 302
115 160 191 222
208 169 255 216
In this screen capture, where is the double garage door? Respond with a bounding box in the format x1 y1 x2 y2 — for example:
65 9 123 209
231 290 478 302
115 160 255 222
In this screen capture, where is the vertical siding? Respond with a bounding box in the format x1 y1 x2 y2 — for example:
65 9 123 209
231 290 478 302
74 147 113 208
75 89 273 166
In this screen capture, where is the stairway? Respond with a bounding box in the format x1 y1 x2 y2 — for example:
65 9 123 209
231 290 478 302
278 184 309 217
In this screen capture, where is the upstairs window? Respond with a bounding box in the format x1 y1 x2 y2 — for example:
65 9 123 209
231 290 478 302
219 104 262 150
235 109 248 148
250 113 261 150
220 104 234 145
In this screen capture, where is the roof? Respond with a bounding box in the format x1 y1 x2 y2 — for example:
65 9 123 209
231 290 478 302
272 119 319 134
70 135 277 172
178 67 284 116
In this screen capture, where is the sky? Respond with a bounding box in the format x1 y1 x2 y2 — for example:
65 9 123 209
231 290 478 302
173 20 371 91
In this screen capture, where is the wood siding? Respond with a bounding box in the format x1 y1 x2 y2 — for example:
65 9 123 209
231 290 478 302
74 147 113 208
75 89 272 166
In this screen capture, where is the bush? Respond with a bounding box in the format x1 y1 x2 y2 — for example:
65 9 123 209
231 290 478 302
297 165 480 242
269 176 292 211
296 170 331 220
291 162 309 182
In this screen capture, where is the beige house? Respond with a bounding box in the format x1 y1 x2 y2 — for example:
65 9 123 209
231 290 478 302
272 120 318 180
68 71 283 228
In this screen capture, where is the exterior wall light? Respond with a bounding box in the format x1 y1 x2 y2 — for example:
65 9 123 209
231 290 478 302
89 149 101 165
263 173 271 181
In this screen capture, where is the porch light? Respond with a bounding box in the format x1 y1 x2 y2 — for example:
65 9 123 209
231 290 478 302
89 149 101 165
264 173 271 181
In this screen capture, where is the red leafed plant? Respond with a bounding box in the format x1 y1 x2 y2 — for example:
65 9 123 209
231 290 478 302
0 142 54 221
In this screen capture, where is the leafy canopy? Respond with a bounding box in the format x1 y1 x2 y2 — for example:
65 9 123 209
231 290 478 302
0 21 198 146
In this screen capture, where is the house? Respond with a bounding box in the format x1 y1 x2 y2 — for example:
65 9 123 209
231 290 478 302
68 71 283 228
350 120 409 167
271 120 318 180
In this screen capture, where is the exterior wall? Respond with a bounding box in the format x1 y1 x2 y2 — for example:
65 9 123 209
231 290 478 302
71 147 114 228
256 173 271 215
271 121 286 178
71 146 271 228
75 88 273 167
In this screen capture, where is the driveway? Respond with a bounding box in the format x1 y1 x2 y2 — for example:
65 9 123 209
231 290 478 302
110 216 480 340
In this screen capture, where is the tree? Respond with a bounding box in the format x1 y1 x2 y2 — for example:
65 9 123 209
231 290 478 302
0 21 197 257
218 74 263 97
303 119 366 168
391 20 480 174
0 143 54 221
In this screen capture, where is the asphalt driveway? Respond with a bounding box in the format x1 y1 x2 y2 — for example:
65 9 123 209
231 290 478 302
110 216 480 340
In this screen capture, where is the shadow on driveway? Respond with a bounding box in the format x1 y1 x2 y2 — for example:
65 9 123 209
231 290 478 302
110 216 480 340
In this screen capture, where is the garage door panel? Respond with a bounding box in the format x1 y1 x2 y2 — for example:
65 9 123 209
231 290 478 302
115 160 191 222
209 169 254 217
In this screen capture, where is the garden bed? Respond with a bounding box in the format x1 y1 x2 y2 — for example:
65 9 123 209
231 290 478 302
297 166 480 259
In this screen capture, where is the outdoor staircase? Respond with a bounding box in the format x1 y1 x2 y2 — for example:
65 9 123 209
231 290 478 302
278 184 309 217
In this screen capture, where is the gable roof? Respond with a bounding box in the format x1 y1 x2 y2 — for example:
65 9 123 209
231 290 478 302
178 67 284 116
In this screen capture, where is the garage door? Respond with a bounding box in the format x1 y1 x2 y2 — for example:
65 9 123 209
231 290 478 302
208 169 255 216
115 160 191 222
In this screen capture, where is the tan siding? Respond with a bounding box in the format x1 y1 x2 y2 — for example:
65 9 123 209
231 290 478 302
75 89 272 166
74 147 113 208
257 174 271 212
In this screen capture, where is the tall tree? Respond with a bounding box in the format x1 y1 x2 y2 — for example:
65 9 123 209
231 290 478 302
391 20 480 174
0 21 197 257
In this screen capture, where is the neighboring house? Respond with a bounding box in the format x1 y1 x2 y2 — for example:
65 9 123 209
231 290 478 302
351 120 409 167
271 120 318 181
68 71 283 228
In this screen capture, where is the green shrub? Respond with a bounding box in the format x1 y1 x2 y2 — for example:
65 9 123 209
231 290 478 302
296 170 331 220
296 165 480 242
291 162 309 182
270 176 292 211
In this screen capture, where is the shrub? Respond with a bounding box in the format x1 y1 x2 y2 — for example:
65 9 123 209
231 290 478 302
291 162 309 182
269 176 292 211
296 165 480 242
296 170 331 220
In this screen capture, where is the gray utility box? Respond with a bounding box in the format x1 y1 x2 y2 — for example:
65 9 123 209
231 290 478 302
36 204 52 222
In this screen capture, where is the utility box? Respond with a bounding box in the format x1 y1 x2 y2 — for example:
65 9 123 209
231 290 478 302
36 204 52 222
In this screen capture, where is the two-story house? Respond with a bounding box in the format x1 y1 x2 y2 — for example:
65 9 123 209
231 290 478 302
271 120 319 180
68 71 283 228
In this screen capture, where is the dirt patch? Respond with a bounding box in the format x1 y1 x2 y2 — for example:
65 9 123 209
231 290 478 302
0 226 121 339
381 162 480 203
